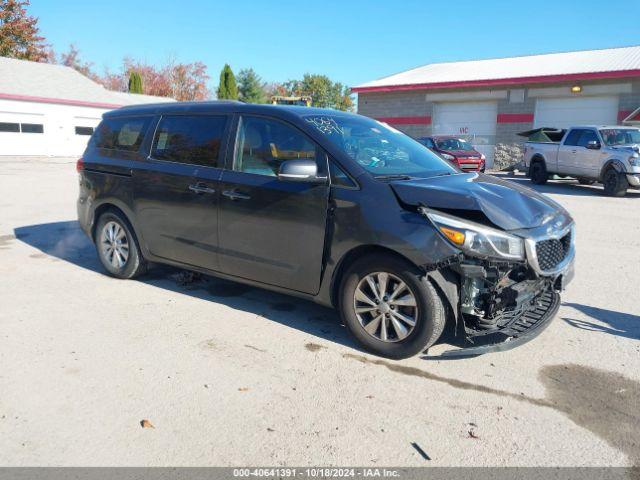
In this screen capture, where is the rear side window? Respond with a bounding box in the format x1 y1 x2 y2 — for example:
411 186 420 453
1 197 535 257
151 115 228 167
563 129 584 146
94 116 151 151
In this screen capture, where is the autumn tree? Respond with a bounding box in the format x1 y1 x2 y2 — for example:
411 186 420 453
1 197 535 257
58 44 96 79
216 64 238 100
283 74 353 111
168 61 209 101
128 71 143 94
0 0 47 61
237 68 267 104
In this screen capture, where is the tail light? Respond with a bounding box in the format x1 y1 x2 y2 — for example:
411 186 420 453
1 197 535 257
76 158 84 172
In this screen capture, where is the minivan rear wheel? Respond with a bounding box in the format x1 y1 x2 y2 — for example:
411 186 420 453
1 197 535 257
339 254 446 359
95 211 146 279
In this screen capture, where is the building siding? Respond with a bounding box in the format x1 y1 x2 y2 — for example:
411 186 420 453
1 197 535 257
357 79 640 157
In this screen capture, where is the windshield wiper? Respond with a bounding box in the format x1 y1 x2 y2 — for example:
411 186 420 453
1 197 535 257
431 171 455 177
373 174 414 180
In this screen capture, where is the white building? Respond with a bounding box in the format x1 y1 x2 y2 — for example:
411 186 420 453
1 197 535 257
0 56 175 157
354 45 640 167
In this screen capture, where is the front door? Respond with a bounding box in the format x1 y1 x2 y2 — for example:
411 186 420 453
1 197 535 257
557 129 583 175
218 115 329 294
574 129 604 177
133 114 230 271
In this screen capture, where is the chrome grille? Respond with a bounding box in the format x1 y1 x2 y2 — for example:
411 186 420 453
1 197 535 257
535 231 572 271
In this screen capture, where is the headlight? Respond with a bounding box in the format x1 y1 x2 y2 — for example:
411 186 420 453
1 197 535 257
441 153 455 161
629 154 639 167
423 209 525 260
480 154 486 161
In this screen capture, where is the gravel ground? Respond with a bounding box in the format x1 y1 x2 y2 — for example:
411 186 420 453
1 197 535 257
0 157 638 467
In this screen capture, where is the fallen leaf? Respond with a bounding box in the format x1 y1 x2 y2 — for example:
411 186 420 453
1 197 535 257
140 419 155 429
467 429 479 439
365 395 374 399
238 387 249 392
267 427 275 432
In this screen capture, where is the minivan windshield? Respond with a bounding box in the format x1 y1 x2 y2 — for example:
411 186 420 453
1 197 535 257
304 114 457 179
599 128 640 146
435 138 475 151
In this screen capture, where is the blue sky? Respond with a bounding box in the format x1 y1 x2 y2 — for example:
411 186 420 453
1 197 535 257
31 0 640 90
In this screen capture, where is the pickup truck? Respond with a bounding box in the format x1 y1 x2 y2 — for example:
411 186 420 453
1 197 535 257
521 125 640 196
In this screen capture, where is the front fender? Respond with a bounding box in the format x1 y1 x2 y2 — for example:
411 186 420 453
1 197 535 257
600 158 627 180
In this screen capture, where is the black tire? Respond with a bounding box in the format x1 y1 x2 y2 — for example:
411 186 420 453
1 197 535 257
529 161 548 185
95 211 146 279
339 254 446 359
577 177 595 185
602 168 628 197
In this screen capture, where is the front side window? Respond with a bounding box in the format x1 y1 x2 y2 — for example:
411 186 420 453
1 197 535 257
563 129 584 146
151 115 228 166
600 128 640 146
418 138 434 148
577 130 598 147
304 114 456 179
234 116 318 176
94 116 152 152
435 137 475 151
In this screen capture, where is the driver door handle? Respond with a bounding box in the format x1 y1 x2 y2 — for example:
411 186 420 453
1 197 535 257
188 183 216 194
222 189 251 201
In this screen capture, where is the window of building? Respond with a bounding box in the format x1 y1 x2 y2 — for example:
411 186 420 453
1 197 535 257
234 116 318 176
21 123 44 134
0 122 20 133
94 116 152 151
75 126 94 136
151 115 228 166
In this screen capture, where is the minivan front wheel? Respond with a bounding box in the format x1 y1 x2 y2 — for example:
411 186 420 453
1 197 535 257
95 211 146 279
339 254 446 359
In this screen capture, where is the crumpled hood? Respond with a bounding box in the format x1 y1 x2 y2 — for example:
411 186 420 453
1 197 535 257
391 173 566 230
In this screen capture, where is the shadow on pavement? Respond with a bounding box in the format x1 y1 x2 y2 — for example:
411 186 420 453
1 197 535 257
14 220 364 352
492 172 640 198
563 302 640 341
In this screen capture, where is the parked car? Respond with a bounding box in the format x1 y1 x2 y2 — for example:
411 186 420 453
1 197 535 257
416 135 485 172
522 126 640 196
77 103 574 359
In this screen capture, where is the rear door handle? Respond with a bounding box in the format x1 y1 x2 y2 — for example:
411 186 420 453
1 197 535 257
188 183 216 194
222 189 251 201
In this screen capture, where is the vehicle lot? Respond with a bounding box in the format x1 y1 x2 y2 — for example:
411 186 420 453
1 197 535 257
0 157 639 466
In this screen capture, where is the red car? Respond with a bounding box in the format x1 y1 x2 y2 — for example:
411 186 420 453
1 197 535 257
417 135 485 172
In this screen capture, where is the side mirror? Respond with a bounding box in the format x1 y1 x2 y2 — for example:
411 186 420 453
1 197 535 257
586 140 601 150
277 159 326 183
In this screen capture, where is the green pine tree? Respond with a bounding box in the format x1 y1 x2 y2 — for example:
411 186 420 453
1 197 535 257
216 64 238 100
128 71 143 94
237 68 266 104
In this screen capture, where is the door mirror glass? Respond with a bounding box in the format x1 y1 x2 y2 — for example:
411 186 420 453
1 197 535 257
585 140 601 150
278 159 325 183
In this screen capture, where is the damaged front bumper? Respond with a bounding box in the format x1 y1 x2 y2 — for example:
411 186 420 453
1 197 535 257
432 237 575 358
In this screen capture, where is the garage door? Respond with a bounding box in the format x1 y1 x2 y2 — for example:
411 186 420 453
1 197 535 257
534 96 618 129
433 101 497 168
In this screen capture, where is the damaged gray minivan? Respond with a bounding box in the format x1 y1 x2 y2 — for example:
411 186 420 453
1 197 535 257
78 102 575 359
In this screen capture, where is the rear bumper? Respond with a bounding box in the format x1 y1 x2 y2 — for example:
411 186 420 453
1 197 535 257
438 289 560 357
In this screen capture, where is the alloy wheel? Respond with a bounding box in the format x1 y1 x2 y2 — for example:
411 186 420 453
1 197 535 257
100 221 130 269
353 272 418 342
